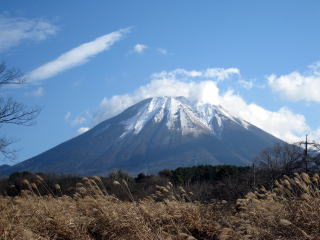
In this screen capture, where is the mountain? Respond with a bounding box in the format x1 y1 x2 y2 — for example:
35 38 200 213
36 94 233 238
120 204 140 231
0 96 282 176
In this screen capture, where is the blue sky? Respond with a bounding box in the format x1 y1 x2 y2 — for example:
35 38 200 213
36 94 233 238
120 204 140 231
1 0 320 164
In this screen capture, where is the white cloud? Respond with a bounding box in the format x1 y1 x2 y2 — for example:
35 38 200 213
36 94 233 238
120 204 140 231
310 128 320 143
219 90 308 142
26 87 45 97
157 48 168 55
93 68 309 142
133 43 147 54
27 28 130 82
71 116 87 127
60 113 90 134
65 112 71 121
238 79 253 89
0 15 57 52
267 62 320 102
77 127 90 135
65 111 90 127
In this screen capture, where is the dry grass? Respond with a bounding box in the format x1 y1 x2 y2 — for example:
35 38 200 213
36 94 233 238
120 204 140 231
2 173 320 239
0 176 225 240
227 172 320 240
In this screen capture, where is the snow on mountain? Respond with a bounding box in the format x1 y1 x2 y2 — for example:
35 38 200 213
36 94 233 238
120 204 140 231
120 96 249 138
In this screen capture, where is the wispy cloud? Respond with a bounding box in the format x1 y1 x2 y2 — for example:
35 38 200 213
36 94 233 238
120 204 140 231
27 28 130 83
71 116 87 127
64 111 93 137
133 43 147 54
152 68 240 81
238 79 253 89
157 48 168 55
93 68 309 142
0 15 58 52
267 62 320 102
65 112 71 121
64 111 90 127
25 87 45 97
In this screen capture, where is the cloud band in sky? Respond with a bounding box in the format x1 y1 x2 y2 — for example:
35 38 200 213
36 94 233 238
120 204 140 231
27 28 130 82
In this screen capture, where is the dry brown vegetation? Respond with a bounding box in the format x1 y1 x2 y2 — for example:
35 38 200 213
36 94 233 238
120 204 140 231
1 173 320 240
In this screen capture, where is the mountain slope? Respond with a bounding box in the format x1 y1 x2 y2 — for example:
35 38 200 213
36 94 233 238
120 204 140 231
1 96 282 176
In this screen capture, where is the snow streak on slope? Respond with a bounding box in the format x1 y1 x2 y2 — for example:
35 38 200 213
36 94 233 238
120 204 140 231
121 96 250 138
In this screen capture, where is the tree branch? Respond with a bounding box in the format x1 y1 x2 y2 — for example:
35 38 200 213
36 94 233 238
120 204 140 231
0 62 41 159
0 63 25 85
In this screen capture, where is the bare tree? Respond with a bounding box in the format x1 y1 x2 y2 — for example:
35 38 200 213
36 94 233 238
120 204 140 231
295 135 320 172
254 139 320 186
254 142 304 183
0 62 40 159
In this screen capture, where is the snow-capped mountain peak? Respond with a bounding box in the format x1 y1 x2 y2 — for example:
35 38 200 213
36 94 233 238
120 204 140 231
120 96 249 138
